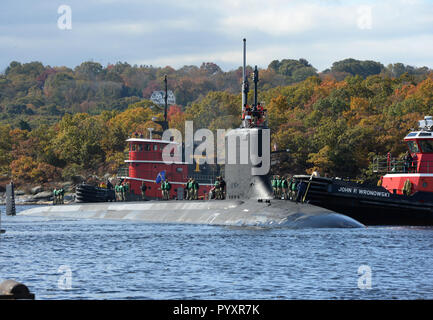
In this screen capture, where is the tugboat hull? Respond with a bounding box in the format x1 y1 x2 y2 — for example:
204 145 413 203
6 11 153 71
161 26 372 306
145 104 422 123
295 175 433 226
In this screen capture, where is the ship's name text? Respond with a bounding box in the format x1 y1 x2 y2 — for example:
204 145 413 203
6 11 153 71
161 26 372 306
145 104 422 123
337 186 390 197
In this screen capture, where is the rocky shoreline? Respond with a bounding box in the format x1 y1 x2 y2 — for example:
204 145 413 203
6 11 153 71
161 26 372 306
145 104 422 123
0 183 76 205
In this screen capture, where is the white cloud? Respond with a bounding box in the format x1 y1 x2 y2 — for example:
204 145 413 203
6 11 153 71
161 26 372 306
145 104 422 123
220 9 315 36
137 50 241 68
2 0 433 72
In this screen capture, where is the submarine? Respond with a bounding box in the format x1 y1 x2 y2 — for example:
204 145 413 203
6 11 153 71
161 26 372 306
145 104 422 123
19 39 364 229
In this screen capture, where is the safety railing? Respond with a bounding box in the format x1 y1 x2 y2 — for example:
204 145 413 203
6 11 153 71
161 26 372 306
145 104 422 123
115 167 218 185
117 166 129 178
372 156 433 174
187 174 218 184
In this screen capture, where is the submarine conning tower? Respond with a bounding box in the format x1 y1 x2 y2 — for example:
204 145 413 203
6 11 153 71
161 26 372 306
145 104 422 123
224 39 273 200
225 128 273 200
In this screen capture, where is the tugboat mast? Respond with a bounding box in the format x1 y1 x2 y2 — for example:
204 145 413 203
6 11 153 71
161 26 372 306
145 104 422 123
153 75 169 133
164 74 168 126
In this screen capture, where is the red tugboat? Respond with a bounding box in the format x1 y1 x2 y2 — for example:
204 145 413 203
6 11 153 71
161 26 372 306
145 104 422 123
380 116 433 195
76 75 219 202
117 75 219 200
293 116 433 226
117 130 216 200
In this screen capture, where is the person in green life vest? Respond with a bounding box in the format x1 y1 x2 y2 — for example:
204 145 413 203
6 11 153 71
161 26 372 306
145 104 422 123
59 188 65 204
281 176 289 200
186 178 193 200
164 180 172 200
290 178 298 201
276 175 282 199
160 180 166 200
192 179 199 200
120 183 125 201
271 176 277 198
53 187 58 205
115 182 124 201
214 177 221 200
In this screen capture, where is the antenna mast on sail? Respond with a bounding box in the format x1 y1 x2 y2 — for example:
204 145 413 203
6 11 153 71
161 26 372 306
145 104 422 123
241 38 249 113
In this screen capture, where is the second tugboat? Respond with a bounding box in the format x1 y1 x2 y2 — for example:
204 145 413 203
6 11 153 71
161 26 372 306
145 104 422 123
295 116 433 226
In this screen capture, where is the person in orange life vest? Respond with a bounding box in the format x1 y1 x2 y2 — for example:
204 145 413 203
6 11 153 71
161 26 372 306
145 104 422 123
242 104 252 127
256 102 265 125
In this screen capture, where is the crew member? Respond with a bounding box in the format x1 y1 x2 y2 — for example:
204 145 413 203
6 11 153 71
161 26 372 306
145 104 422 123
165 180 171 200
242 105 252 128
214 177 221 200
53 187 58 205
141 182 147 200
255 102 264 126
281 177 289 200
192 179 199 200
58 187 65 204
257 102 264 113
276 175 282 199
271 176 277 198
115 182 124 201
114 183 119 201
122 182 129 201
209 186 215 200
296 180 307 203
186 178 193 200
161 180 166 200
411 153 418 172
219 177 226 200
290 178 298 201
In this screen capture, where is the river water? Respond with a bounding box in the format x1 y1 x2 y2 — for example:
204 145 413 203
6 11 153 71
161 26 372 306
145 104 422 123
1 205 433 300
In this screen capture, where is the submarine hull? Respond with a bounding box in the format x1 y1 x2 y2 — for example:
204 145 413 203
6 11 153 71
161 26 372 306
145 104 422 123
19 199 364 228
19 127 366 229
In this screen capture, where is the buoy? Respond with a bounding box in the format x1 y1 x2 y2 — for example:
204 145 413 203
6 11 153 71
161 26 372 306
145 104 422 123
0 280 35 300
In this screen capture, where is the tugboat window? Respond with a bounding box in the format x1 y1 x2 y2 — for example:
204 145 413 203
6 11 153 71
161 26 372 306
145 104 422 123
153 144 158 151
131 144 137 151
144 144 150 151
418 140 433 153
138 144 143 152
406 141 420 153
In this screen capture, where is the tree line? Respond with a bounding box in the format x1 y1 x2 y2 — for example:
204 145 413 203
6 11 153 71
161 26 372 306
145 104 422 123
0 57 432 186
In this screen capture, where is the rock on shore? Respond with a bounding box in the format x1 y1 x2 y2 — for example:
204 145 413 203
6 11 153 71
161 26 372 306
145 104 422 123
0 188 75 205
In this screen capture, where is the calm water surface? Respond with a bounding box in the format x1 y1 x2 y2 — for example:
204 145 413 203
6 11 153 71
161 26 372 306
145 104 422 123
1 205 433 300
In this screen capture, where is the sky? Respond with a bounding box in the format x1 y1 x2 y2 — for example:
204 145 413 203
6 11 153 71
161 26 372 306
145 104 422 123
1 0 433 72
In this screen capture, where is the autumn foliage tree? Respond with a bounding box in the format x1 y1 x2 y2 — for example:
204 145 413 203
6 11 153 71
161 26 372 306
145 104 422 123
1 58 433 185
